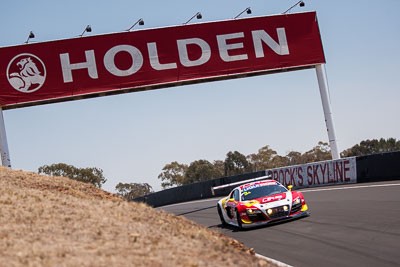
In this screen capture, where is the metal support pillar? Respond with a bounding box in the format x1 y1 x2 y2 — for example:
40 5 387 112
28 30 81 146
315 64 340 159
0 108 11 167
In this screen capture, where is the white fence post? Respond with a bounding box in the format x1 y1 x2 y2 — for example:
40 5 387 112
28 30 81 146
0 108 11 167
315 64 340 159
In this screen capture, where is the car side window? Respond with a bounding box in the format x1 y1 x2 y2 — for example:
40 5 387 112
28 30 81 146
233 189 240 201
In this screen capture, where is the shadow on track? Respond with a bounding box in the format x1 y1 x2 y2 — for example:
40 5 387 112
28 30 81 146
209 215 310 232
175 205 215 216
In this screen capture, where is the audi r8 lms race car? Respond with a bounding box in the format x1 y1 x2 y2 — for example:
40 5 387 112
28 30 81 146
215 177 309 229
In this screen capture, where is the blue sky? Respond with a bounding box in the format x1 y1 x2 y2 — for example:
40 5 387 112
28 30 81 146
1 0 399 192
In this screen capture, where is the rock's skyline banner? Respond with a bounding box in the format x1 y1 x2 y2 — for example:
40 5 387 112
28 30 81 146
266 157 357 188
0 11 325 109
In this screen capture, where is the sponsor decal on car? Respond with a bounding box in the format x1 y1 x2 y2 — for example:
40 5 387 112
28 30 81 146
242 184 261 192
240 180 277 190
261 193 286 203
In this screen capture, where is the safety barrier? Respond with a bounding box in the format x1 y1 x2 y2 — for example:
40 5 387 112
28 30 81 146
134 151 400 207
356 151 400 183
134 171 266 207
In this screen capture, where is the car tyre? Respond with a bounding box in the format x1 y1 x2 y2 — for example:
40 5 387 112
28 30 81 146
217 204 227 226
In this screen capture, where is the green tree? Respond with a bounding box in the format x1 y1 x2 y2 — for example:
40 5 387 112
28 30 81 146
183 160 223 184
213 160 225 175
224 151 252 176
38 163 106 188
341 138 400 157
301 141 332 163
115 182 153 200
158 161 188 189
270 155 290 168
247 145 278 171
286 151 304 165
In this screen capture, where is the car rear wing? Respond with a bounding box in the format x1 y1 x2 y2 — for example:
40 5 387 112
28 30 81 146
211 175 272 196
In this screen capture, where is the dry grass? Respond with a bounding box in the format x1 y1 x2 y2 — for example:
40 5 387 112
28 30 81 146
0 167 275 266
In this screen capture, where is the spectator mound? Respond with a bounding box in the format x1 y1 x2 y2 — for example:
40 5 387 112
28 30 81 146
0 167 273 266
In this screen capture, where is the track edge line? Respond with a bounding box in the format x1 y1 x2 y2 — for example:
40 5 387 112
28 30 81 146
255 253 293 267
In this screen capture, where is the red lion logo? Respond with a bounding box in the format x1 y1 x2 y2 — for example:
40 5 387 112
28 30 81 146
7 54 46 93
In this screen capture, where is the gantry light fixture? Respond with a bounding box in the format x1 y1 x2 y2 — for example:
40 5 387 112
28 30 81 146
127 18 144 31
183 12 202 25
79 25 92 37
25 31 35 44
283 1 305 14
234 7 252 19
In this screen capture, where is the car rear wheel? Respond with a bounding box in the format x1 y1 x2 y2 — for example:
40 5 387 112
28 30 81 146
217 204 227 226
236 209 243 230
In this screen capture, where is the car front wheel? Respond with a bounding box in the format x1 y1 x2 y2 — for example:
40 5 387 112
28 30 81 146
217 204 227 226
236 209 243 230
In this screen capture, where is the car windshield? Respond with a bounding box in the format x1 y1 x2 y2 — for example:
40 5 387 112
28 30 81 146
241 184 287 201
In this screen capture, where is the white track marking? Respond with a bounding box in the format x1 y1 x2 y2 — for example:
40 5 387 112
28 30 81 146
255 253 293 267
299 183 400 193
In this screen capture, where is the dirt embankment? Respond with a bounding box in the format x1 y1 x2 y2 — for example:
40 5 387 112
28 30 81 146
0 167 274 266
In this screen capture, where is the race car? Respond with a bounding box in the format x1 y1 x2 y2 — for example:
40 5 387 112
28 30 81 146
215 177 309 229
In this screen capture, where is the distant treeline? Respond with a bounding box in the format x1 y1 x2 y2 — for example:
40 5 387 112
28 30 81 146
38 137 399 199
157 138 400 189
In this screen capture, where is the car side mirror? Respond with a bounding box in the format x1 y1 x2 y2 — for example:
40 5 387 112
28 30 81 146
288 185 293 191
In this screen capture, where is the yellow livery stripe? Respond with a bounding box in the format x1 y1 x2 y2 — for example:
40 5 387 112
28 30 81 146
301 204 308 211
241 218 252 224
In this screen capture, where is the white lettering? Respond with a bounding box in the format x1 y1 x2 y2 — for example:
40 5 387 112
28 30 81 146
60 50 98 83
59 27 292 83
252 28 289 58
104 45 143 77
217 32 248 62
177 38 211 67
147 42 177 70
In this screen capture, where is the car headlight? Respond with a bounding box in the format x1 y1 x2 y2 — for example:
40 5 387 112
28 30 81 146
267 209 273 215
246 208 262 214
293 198 301 205
283 205 289 211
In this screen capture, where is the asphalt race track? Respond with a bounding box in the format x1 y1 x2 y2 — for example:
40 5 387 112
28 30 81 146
160 180 400 267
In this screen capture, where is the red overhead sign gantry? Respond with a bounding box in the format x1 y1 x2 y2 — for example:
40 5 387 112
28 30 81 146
0 11 325 109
